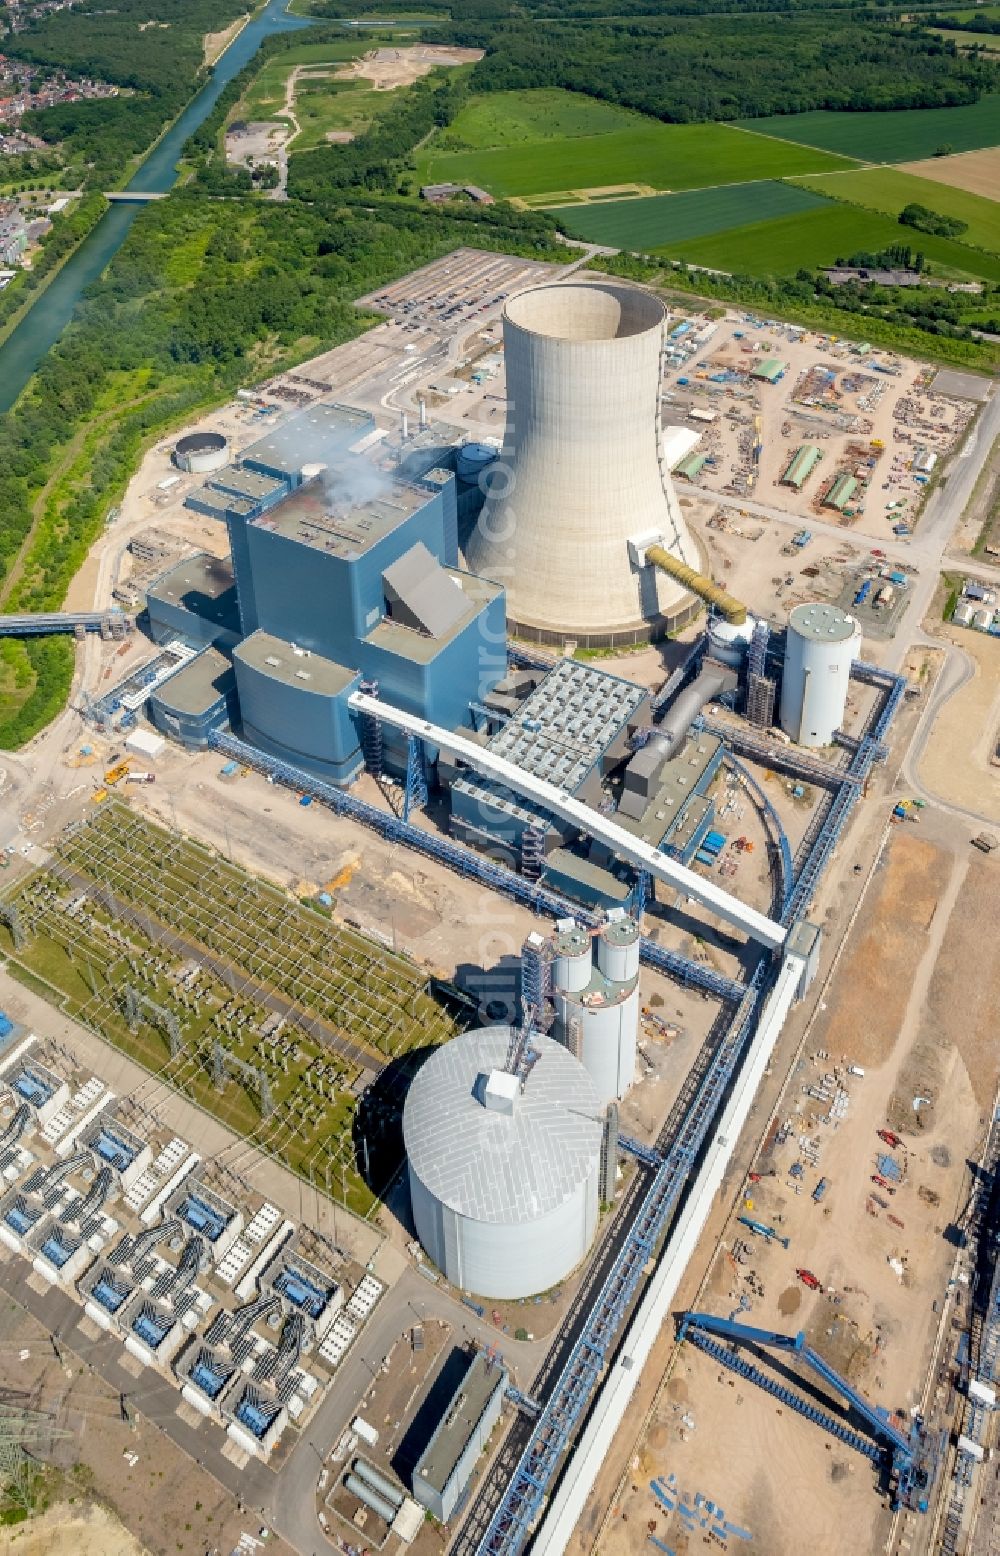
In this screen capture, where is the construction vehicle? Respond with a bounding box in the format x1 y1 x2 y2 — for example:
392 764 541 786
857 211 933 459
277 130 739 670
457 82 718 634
972 833 998 855
797 1269 821 1290
878 1129 902 1149
737 1215 790 1249
92 788 108 804
104 761 130 786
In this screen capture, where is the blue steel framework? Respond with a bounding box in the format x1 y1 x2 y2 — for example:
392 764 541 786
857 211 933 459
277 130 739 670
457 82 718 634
675 1313 935 1510
471 662 909 1556
473 968 765 1556
404 735 429 822
205 731 744 1003
205 648 909 1556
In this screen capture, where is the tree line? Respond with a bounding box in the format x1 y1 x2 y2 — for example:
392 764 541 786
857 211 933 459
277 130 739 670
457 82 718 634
8 0 247 184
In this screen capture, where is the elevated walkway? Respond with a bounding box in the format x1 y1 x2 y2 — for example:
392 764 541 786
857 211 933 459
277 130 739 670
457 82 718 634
0 611 130 639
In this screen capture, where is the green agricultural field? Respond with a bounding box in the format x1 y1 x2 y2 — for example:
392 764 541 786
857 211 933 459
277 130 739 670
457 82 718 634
555 180 832 249
737 94 1000 162
932 27 1000 48
792 166 1000 254
418 120 859 201
653 203 1000 282
432 88 642 151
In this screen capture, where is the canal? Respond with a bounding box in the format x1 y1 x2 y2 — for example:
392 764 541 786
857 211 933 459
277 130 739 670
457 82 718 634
0 0 311 414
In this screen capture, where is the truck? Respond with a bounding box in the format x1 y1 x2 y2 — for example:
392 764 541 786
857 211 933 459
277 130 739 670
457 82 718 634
792 529 812 549
877 1128 902 1148
812 1177 828 1203
797 1269 821 1290
972 833 998 854
853 579 872 607
126 771 155 784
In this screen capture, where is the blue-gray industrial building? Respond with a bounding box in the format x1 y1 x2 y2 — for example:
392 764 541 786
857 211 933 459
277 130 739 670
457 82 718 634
133 402 729 909
142 404 504 781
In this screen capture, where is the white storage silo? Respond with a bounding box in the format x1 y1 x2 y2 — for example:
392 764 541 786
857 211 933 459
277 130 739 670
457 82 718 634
403 1027 602 1300
596 912 641 983
779 601 861 748
464 281 697 643
557 987 639 1104
552 922 592 993
173 431 229 474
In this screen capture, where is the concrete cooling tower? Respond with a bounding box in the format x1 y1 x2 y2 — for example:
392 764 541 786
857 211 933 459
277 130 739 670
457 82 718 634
464 281 698 647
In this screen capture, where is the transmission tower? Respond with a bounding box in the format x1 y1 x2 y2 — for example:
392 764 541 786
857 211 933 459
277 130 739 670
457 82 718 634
122 987 183 1056
0 902 26 951
0 1402 71 1511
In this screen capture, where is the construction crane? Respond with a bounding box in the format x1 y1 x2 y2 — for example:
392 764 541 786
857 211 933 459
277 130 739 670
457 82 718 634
677 1312 941 1512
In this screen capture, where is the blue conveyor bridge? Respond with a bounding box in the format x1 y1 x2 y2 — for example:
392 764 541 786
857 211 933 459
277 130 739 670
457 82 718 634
677 1311 938 1512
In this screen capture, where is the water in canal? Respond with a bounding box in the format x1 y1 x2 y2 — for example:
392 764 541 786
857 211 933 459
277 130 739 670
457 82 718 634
0 0 310 414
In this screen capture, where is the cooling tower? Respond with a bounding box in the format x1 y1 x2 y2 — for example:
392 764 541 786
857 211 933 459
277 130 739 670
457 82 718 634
464 281 698 647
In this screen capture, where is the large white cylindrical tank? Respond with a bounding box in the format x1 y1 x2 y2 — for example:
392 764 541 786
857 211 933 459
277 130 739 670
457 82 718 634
556 987 639 1104
596 914 640 983
464 282 697 643
552 923 592 993
780 601 861 748
403 1027 602 1300
174 431 229 474
707 615 756 669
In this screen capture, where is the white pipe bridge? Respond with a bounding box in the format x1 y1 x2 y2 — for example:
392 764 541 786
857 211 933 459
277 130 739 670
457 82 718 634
347 690 786 951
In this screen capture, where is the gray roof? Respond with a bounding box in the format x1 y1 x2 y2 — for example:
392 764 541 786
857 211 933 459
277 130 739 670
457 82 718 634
403 1026 602 1225
789 601 858 644
383 542 468 638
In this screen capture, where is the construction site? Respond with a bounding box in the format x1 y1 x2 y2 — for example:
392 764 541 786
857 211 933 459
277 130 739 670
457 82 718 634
0 253 995 1556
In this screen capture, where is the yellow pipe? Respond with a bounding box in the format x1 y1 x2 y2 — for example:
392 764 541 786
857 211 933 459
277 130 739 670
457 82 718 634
646 545 748 626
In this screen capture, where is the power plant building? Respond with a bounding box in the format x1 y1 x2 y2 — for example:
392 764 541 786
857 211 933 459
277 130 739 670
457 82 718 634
403 1026 603 1299
464 281 700 647
412 1351 508 1522
779 601 861 748
134 399 505 781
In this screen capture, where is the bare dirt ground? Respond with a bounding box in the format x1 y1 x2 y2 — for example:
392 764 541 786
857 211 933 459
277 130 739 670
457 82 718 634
917 624 1000 822
336 44 482 90
0 1503 148 1556
587 823 992 1556
899 147 1000 200
810 831 952 1069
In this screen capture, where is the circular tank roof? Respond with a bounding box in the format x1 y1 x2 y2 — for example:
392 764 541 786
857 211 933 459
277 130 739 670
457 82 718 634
175 431 228 455
710 615 756 646
601 915 639 947
553 925 591 957
504 281 664 343
403 1026 602 1225
789 601 859 644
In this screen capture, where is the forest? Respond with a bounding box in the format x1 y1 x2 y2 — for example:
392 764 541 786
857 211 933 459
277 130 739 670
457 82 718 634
455 16 994 122
0 188 563 743
9 0 246 182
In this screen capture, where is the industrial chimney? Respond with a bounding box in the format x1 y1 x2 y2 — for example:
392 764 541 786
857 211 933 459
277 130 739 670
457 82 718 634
464 281 698 645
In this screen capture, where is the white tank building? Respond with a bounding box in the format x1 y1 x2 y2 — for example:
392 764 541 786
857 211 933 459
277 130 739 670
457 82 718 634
464 281 698 647
173 431 229 474
779 601 861 748
549 913 640 1105
403 1026 603 1300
